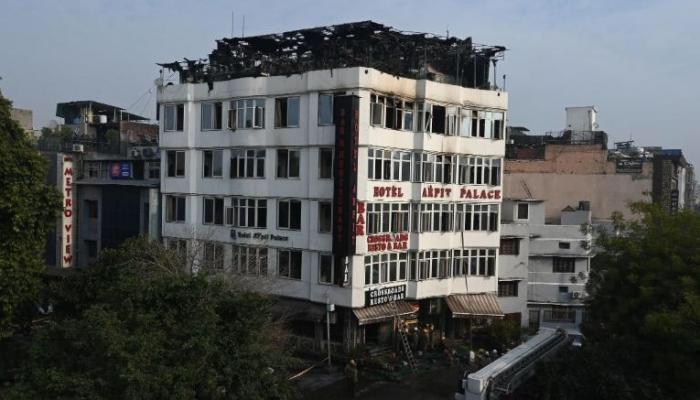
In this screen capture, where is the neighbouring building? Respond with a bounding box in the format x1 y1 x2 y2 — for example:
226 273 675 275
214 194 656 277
10 106 40 139
505 106 694 222
498 199 592 333
157 21 508 351
41 100 160 268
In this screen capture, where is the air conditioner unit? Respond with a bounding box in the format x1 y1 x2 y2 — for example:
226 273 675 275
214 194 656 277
131 149 141 158
572 292 582 299
72 144 84 153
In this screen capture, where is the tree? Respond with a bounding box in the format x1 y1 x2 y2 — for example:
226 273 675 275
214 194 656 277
525 204 700 400
5 238 299 399
0 95 61 337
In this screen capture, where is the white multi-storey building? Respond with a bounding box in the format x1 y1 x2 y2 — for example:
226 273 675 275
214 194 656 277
157 21 508 350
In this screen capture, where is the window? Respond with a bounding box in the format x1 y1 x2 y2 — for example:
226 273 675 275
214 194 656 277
459 109 473 137
498 281 519 297
229 99 265 129
458 156 501 185
431 105 446 134
402 101 414 131
516 203 529 220
230 149 265 178
500 239 520 255
85 200 98 219
147 161 160 179
364 253 407 285
318 94 334 125
278 249 302 279
203 197 224 225
166 151 185 177
202 242 224 271
367 148 411 182
278 199 301 230
452 249 496 277
164 104 184 132
416 251 450 280
165 195 186 222
201 102 223 130
231 245 268 275
370 94 384 126
553 257 576 273
559 286 569 293
455 204 499 232
167 238 188 260
492 112 504 139
231 198 267 228
275 97 300 128
559 242 571 249
85 240 97 258
319 148 333 179
543 307 576 323
390 203 410 233
276 149 300 178
319 254 333 284
319 202 332 233
202 150 223 178
366 203 409 234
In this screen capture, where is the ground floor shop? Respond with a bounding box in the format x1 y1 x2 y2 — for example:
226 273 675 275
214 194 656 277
277 293 505 354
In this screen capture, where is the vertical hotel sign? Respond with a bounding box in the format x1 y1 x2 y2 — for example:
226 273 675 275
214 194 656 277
61 156 75 267
332 95 360 286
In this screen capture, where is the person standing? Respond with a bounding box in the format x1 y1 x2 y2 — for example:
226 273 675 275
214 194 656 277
344 359 358 397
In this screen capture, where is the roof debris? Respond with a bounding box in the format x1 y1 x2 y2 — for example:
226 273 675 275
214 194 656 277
159 20 506 90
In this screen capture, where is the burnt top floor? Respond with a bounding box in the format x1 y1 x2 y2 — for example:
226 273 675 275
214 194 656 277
158 20 506 91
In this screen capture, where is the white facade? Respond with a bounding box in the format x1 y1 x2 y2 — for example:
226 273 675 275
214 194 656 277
158 67 507 313
499 199 592 330
565 105 598 132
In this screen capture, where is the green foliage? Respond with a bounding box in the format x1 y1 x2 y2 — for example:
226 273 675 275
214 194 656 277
528 204 700 400
4 238 299 399
0 95 61 337
476 319 521 353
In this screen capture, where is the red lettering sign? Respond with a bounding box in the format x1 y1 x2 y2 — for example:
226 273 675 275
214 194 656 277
421 185 452 198
459 188 502 200
372 186 404 198
366 233 409 253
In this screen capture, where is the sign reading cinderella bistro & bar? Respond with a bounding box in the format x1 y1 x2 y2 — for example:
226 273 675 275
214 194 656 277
365 284 406 307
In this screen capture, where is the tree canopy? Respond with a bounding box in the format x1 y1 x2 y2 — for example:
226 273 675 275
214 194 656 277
4 238 299 399
525 204 700 400
0 95 61 337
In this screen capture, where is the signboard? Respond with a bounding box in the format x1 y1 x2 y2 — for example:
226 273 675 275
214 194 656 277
459 187 502 200
670 189 679 214
616 158 643 173
373 185 405 198
365 284 407 307
332 95 360 286
230 229 289 242
61 156 75 268
356 202 366 236
367 233 408 252
110 162 132 179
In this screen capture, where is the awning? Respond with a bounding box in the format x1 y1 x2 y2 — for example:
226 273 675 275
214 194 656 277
353 301 417 326
446 293 504 318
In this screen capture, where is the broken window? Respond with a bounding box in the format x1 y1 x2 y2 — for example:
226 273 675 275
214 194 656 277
402 101 414 131
459 109 472 137
275 97 300 128
419 102 432 133
167 150 185 177
201 102 222 130
276 149 300 178
278 199 301 230
319 148 333 179
492 112 504 139
318 201 332 233
318 94 334 125
431 105 446 134
165 195 186 222
384 98 399 129
202 149 223 178
164 104 184 132
230 99 265 130
478 111 487 138
370 94 384 126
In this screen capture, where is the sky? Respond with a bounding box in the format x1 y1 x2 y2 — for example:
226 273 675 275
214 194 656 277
1 0 698 163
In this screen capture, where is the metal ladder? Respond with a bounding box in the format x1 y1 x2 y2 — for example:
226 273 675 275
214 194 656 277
391 301 418 373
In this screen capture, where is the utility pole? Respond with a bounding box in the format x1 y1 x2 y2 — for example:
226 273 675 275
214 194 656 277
326 299 334 372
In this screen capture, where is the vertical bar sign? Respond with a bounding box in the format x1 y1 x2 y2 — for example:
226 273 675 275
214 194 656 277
61 156 75 268
332 95 359 285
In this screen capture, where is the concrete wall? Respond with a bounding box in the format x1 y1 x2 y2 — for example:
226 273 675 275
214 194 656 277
505 145 653 221
10 108 33 132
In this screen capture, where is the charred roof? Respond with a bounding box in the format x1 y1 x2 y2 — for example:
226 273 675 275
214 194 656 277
159 20 506 90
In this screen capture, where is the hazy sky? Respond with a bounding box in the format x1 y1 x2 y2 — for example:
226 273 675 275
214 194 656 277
1 0 698 163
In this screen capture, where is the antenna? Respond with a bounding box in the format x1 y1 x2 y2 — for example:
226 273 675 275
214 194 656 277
231 12 234 37
242 15 246 37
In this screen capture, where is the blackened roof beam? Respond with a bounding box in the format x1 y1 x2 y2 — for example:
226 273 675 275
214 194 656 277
158 21 506 90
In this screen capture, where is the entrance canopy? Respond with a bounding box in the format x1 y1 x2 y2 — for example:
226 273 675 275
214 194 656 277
353 301 416 326
446 293 504 318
